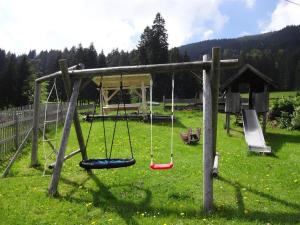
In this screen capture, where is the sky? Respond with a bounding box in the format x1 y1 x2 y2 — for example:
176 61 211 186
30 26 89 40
0 0 300 55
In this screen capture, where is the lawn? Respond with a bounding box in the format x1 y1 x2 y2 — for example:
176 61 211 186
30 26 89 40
0 107 299 225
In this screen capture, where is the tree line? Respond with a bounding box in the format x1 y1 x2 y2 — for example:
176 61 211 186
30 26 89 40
0 13 199 108
179 25 300 91
1 13 299 108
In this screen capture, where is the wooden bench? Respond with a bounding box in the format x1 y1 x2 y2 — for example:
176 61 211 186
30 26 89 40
103 103 141 114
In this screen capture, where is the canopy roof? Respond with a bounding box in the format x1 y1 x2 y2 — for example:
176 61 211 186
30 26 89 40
92 73 151 89
221 64 277 91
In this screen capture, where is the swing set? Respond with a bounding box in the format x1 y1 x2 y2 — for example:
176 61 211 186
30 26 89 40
30 48 238 213
79 74 175 170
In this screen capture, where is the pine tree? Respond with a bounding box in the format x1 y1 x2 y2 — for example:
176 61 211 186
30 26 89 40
98 50 107 67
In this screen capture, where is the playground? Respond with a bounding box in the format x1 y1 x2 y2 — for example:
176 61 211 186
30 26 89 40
0 52 299 225
0 107 299 224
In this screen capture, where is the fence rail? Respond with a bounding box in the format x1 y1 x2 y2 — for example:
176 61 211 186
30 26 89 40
0 102 93 161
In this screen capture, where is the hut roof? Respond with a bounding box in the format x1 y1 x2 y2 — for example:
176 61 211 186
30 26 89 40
221 64 277 91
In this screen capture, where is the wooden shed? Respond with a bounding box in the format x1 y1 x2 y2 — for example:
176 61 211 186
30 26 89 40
221 64 277 134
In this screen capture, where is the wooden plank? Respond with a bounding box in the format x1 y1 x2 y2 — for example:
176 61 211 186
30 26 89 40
203 54 214 213
2 127 33 178
36 59 238 83
59 60 88 163
48 148 81 169
107 89 119 102
48 79 81 196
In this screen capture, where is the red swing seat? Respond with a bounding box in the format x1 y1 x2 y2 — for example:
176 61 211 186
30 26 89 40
150 162 173 170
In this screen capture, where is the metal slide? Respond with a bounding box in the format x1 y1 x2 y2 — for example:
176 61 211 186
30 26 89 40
242 109 271 153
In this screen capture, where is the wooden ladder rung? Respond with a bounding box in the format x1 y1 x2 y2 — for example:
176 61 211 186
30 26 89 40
44 120 57 124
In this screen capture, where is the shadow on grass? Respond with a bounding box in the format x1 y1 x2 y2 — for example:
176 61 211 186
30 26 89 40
59 173 300 224
265 132 300 154
61 173 201 225
217 176 300 224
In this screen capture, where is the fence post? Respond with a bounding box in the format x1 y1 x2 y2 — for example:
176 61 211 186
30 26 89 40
14 111 19 150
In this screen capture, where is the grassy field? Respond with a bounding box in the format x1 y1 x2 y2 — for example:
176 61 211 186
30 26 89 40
0 107 300 225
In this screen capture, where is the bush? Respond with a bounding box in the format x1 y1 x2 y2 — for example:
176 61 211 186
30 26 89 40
291 107 300 129
270 96 300 130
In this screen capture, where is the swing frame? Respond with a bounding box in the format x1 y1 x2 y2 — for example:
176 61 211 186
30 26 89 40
30 48 238 213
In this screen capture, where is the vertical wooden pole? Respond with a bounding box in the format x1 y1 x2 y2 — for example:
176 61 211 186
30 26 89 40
48 79 81 196
99 88 103 115
141 81 147 115
59 60 88 163
263 112 267 135
211 47 221 156
31 81 41 167
226 113 230 135
203 54 213 213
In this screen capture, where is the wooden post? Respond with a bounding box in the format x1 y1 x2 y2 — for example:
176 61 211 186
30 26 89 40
262 112 267 135
31 81 41 167
14 111 19 149
141 81 147 115
99 88 103 115
203 54 213 213
226 113 230 135
48 79 81 196
48 148 81 169
211 47 221 156
59 60 88 163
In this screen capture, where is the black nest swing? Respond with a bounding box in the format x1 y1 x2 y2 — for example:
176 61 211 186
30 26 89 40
80 77 135 169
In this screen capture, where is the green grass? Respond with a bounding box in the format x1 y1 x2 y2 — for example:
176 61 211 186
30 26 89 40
0 108 300 225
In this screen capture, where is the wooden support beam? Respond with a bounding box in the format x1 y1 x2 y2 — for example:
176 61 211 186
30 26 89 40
48 149 81 169
48 79 81 196
203 54 214 213
59 60 88 164
31 81 41 167
2 127 33 178
107 89 119 102
132 89 142 99
35 59 238 83
141 81 147 115
211 47 221 156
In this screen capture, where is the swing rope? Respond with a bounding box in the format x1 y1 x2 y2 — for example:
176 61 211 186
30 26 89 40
150 74 174 169
81 75 135 170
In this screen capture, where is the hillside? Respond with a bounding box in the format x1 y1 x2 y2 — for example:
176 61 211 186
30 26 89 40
179 25 300 91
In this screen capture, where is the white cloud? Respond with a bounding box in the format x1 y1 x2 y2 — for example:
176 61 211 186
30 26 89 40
243 0 256 9
203 30 214 40
0 0 228 54
261 0 300 32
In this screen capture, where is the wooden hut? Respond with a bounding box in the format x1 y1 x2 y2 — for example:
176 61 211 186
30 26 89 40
221 64 277 134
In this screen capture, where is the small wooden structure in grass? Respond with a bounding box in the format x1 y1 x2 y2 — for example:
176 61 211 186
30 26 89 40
93 74 150 115
28 47 238 214
222 64 277 134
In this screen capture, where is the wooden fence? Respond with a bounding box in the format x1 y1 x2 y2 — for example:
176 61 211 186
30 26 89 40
0 103 93 161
